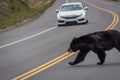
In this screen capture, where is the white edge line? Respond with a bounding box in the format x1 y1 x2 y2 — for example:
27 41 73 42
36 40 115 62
0 27 57 49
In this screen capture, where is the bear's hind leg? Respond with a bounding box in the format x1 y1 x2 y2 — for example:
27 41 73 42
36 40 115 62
114 40 120 52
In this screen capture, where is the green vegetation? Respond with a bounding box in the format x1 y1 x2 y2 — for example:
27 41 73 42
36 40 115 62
0 0 55 30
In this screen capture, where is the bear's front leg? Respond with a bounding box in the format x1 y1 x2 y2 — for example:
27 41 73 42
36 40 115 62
69 55 83 65
69 61 80 65
69 49 89 65
95 50 106 65
97 62 104 65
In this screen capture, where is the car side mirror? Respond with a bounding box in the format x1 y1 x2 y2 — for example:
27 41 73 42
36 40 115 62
56 9 59 13
84 7 88 10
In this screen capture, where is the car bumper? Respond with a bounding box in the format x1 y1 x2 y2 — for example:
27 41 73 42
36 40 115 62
57 16 87 25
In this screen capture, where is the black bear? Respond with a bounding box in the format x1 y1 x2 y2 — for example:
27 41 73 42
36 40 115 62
68 30 120 65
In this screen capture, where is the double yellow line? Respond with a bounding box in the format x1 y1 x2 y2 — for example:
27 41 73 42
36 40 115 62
12 52 76 80
12 0 119 80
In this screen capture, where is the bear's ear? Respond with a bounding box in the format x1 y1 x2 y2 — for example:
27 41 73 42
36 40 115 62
73 37 77 42
73 37 76 40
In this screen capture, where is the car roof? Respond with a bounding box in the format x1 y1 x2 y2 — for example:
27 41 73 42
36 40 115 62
61 2 83 6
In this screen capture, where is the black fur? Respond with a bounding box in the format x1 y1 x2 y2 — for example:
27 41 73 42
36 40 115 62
68 30 120 65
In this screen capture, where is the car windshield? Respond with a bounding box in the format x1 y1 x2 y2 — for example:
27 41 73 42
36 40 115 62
60 4 83 11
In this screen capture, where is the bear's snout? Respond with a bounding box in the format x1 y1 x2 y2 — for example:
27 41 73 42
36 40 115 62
68 48 73 52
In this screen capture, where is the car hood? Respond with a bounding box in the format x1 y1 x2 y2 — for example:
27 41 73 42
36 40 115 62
58 10 85 17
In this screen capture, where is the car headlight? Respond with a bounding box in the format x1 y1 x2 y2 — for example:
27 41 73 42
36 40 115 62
79 13 86 18
77 14 82 17
57 15 63 20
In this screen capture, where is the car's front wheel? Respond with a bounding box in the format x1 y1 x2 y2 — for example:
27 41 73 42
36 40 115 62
83 19 88 24
58 24 63 27
86 20 88 24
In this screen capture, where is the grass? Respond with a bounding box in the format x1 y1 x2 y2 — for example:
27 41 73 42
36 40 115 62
0 0 55 30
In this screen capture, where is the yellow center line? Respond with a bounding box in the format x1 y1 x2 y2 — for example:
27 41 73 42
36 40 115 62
12 52 71 80
12 0 119 80
21 52 76 80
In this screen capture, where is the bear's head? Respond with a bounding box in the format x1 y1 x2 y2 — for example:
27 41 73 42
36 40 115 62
68 37 80 52
68 36 89 52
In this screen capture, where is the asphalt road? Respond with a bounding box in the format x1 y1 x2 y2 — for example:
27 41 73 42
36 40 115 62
0 0 120 80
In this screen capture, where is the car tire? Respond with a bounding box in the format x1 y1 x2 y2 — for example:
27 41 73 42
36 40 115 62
83 20 88 24
86 20 88 24
58 24 62 27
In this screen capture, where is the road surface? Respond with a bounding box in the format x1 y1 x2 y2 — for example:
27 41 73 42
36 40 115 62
0 0 120 80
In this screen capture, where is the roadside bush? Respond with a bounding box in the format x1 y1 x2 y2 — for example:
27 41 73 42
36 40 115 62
0 0 55 30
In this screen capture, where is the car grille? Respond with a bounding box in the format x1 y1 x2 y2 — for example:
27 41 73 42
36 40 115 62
61 15 79 19
78 18 84 21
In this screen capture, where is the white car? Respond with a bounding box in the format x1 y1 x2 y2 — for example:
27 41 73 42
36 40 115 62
56 2 88 26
